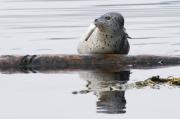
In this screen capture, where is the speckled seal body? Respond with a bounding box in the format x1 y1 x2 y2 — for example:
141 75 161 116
77 12 130 54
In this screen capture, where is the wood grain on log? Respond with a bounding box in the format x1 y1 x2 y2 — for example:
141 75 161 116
0 54 179 73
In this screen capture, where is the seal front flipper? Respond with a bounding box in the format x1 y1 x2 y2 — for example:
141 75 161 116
19 55 37 73
20 55 37 66
82 23 96 41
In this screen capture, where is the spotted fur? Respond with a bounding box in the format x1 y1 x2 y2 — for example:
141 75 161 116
77 12 130 54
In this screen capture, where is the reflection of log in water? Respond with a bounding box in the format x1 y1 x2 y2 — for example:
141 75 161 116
77 71 130 114
0 54 180 73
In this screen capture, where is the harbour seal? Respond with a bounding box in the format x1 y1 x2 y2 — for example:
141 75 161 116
77 12 130 54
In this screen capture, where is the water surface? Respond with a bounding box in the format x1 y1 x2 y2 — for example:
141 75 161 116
0 0 180 119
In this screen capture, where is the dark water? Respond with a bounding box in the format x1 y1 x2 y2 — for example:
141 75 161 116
0 0 180 119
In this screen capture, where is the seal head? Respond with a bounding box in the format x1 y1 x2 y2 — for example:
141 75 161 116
94 12 124 34
77 12 130 54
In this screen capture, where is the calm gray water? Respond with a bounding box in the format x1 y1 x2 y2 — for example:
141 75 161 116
0 0 180 119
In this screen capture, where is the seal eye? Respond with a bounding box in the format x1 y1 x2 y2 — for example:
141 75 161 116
105 16 111 20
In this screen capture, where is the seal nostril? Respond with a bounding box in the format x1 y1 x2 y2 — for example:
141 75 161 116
94 19 98 22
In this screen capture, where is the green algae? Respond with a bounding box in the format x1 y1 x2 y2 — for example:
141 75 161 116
73 76 180 94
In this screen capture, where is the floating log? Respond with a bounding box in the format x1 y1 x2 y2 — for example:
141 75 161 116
0 54 179 73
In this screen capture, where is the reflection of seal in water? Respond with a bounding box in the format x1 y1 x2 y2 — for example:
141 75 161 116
77 12 130 54
78 71 130 114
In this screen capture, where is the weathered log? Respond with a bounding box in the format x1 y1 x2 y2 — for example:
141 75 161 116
0 54 179 73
